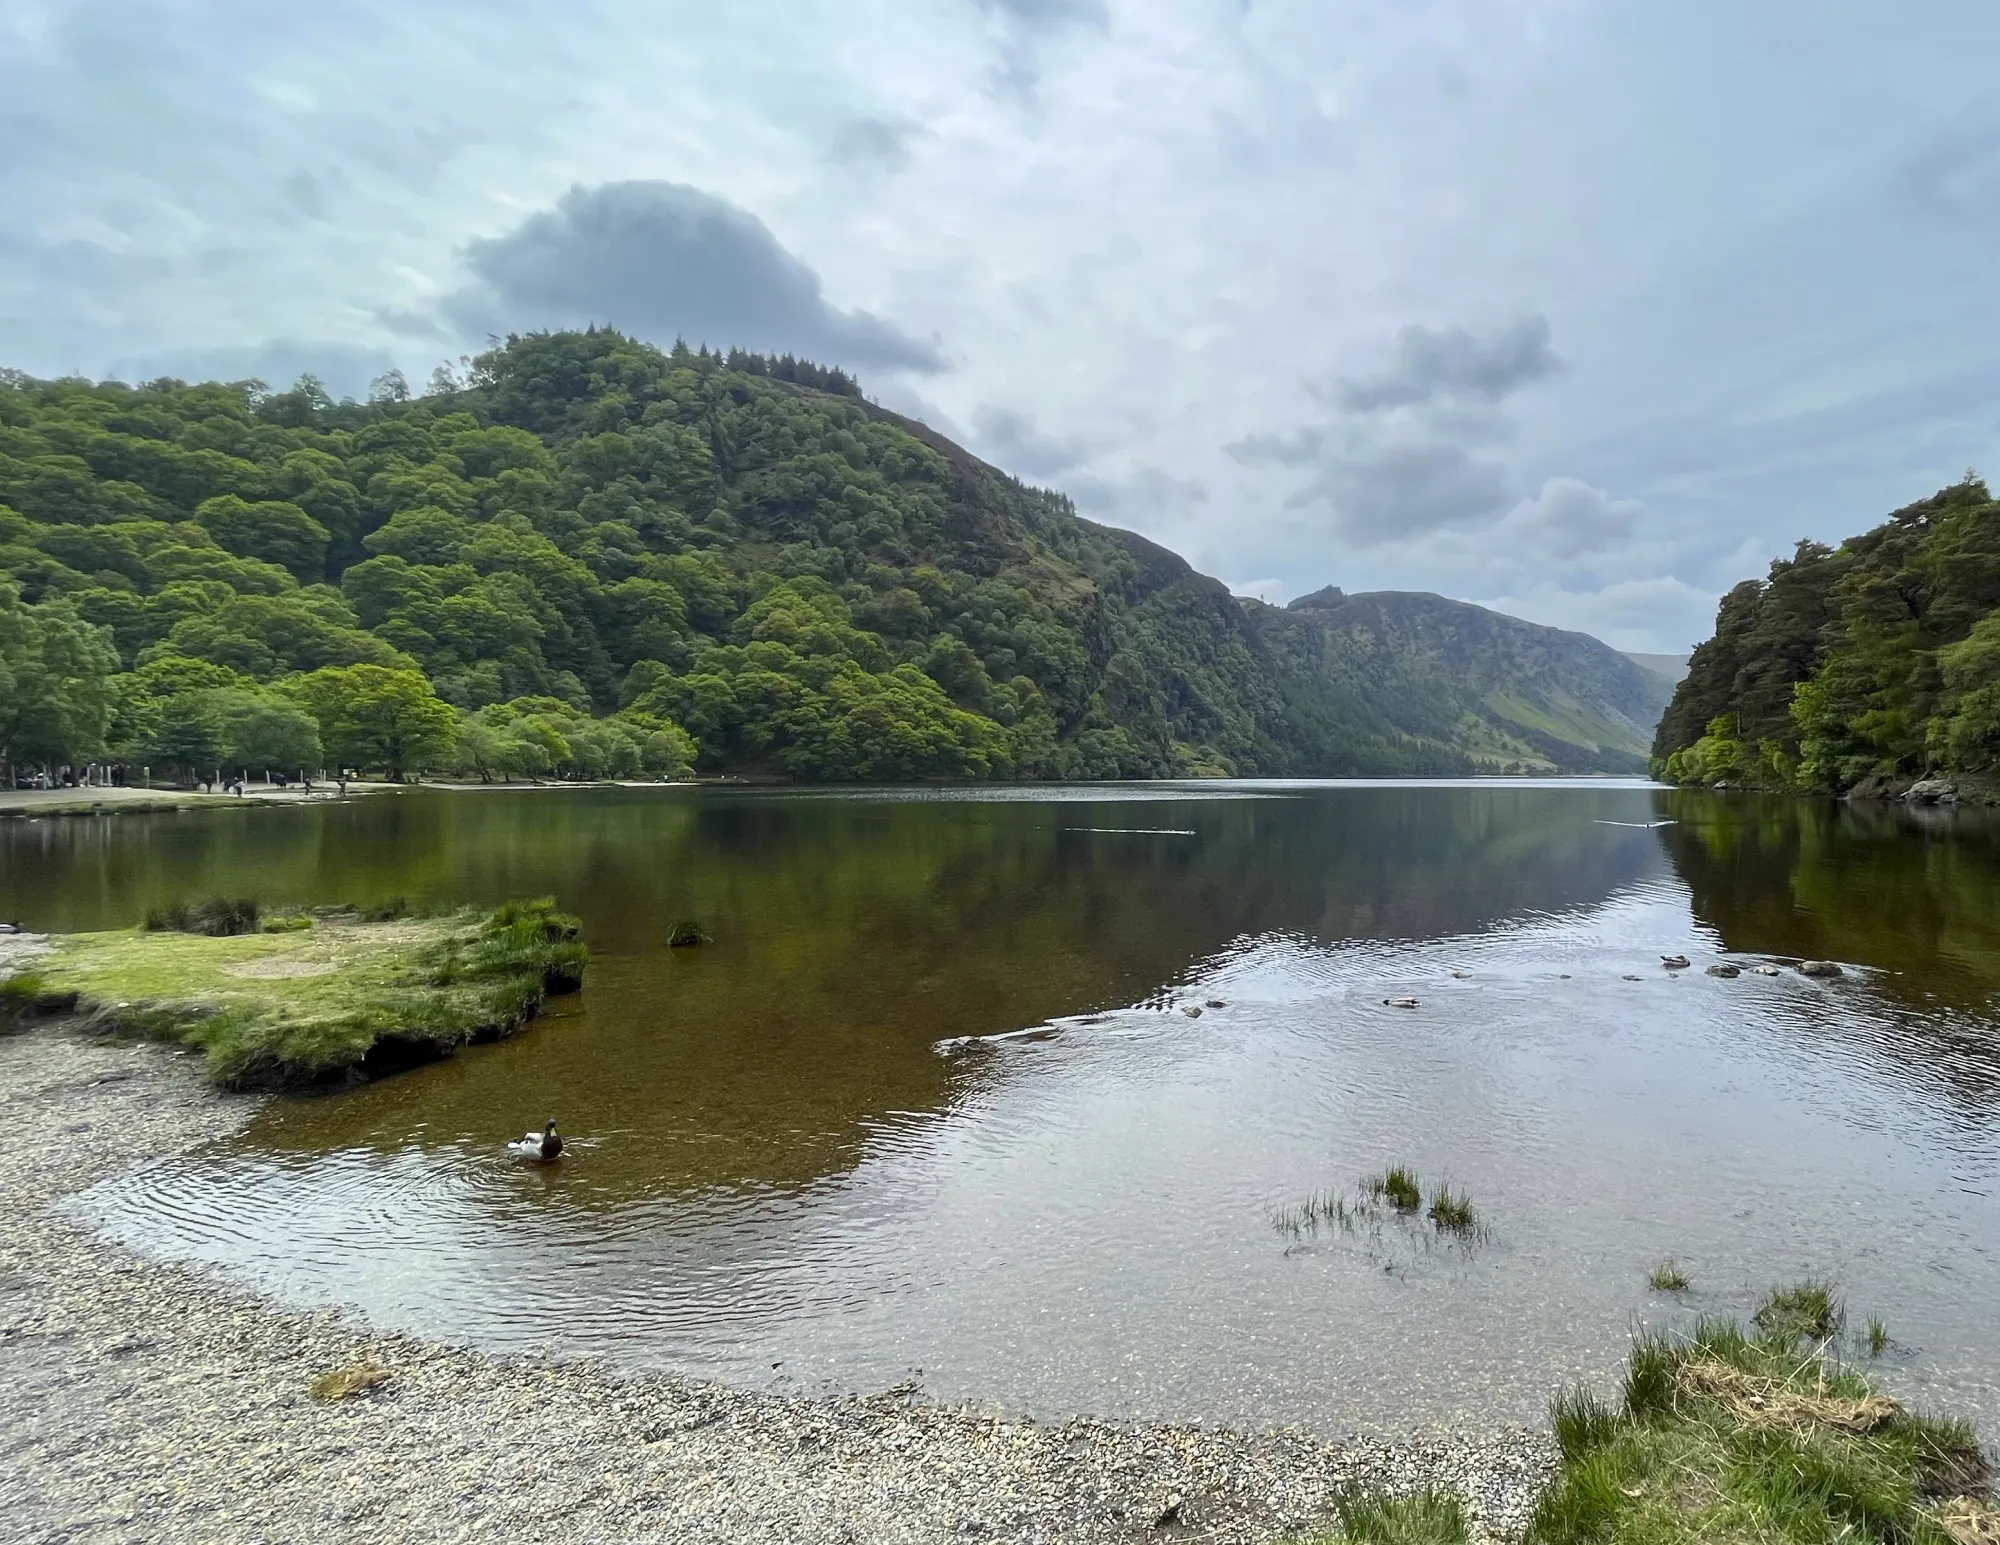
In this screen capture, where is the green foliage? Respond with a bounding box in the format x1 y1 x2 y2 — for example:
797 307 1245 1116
1753 1280 1844 1341
1658 476 2000 791
0 336 1640 782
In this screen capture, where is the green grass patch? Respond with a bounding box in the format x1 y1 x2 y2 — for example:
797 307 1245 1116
1868 1317 1891 1358
31 897 586 1089
667 917 709 947
1366 1165 1424 1213
1527 1292 1992 1545
1311 1489 1470 1545
1650 1259 1691 1292
1753 1279 1843 1341
1427 1185 1476 1234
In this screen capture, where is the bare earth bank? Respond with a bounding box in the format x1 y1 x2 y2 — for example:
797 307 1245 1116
0 1027 1555 1545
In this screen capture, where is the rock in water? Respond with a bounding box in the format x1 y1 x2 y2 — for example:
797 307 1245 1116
1752 964 1782 976
1382 996 1421 1009
1661 954 1691 970
1706 963 1741 978
1181 1005 1203 1018
1903 778 1959 805
1798 960 1844 978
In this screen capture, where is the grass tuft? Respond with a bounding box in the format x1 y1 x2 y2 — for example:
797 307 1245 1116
1551 1384 1619 1460
1366 1165 1423 1213
1427 1186 1476 1234
1649 1259 1690 1292
1754 1279 1844 1342
667 917 709 947
1867 1316 1890 1357
1324 1489 1469 1545
145 896 261 936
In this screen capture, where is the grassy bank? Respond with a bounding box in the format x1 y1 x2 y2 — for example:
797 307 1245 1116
1316 1285 1994 1545
0 898 585 1088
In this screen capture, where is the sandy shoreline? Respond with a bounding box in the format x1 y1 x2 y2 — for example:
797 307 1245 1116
0 1024 1557 1544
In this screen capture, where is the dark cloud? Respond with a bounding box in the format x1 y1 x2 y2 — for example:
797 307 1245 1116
442 180 945 372
972 403 1095 478
1333 314 1560 413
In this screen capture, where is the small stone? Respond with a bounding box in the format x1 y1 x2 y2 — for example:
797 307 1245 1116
1181 1005 1202 1018
1705 963 1741 978
1797 960 1844 978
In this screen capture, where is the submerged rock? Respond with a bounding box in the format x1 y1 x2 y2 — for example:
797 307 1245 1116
1661 955 1691 970
1752 964 1782 976
1382 996 1421 1009
1706 963 1741 978
1203 998 1227 1009
1798 960 1845 978
1181 1005 1203 1018
1622 974 1643 982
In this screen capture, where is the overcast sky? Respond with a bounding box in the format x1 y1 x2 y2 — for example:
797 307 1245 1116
6 0 1999 652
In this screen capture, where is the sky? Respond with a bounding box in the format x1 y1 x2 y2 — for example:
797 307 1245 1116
5 1 2000 653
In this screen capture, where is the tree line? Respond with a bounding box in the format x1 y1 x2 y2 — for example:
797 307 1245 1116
1653 474 2000 792
1 329 1482 789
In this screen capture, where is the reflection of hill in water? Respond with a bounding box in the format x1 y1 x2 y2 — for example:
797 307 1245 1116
1660 792 2000 1003
1660 791 2000 1118
4 785 1665 1200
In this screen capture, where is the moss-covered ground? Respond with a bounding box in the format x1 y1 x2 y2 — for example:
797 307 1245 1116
2 898 585 1089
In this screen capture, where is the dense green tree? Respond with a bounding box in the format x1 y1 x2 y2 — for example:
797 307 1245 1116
1658 475 2000 791
285 664 457 779
0 583 119 771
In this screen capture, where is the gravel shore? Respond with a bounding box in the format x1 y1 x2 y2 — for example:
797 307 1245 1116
1 1020 1558 1545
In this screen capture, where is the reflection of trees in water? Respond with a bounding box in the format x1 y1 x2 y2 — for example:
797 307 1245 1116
1660 790 2000 1119
4 787 1663 1200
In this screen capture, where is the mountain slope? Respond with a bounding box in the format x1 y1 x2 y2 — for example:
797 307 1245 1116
1282 587 1673 774
1 330 1662 780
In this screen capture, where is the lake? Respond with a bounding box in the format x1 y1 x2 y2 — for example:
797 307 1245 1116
6 780 1999 1433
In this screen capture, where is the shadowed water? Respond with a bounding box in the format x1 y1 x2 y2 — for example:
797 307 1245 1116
5 781 1998 1432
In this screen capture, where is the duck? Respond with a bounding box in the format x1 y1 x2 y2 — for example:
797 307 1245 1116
1660 954 1692 970
509 1118 564 1162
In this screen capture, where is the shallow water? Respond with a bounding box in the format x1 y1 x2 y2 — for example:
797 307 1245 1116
7 781 1999 1432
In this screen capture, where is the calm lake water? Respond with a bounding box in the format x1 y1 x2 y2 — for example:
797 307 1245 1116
7 781 2000 1433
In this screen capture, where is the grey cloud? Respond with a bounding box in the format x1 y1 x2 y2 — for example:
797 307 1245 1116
1223 427 1323 467
1498 477 1641 559
1294 438 1510 545
1067 464 1208 519
442 181 945 372
828 115 925 171
973 404 1095 478
976 0 1109 25
1333 315 1560 413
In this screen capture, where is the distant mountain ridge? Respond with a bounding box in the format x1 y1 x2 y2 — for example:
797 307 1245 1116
1281 587 1673 774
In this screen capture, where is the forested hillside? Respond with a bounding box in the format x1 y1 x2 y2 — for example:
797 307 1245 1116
1 329 1655 785
1654 475 2000 793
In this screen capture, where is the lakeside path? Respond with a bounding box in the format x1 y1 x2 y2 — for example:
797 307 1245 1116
0 1025 1556 1545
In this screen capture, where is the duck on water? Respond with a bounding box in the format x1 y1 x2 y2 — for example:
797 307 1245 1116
510 1119 563 1162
